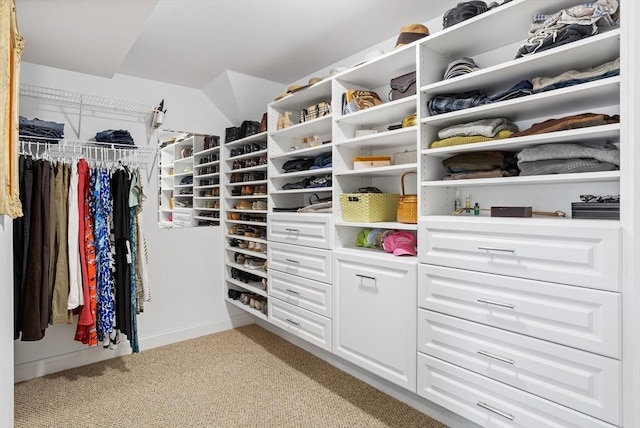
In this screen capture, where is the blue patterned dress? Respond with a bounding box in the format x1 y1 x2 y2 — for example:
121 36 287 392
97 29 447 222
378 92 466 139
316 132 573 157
91 167 115 342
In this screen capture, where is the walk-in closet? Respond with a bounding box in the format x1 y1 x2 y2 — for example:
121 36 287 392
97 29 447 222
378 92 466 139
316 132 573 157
2 1 639 427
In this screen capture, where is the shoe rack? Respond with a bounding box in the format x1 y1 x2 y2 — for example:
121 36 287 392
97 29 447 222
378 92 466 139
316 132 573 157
157 130 220 228
222 131 270 320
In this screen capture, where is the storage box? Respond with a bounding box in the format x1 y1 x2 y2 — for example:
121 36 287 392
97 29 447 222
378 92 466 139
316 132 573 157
571 202 620 219
393 150 417 165
340 192 398 222
353 156 391 169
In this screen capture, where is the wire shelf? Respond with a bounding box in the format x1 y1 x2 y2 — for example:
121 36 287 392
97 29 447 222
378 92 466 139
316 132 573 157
19 84 154 117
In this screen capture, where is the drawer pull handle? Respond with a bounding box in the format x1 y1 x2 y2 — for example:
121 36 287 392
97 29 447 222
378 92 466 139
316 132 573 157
285 228 299 233
356 274 376 281
285 259 300 264
285 318 300 326
285 288 300 295
477 246 515 253
476 402 514 421
477 350 515 365
477 298 515 309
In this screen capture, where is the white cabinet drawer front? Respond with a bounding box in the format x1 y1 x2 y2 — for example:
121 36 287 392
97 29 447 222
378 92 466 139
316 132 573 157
268 298 331 352
418 310 621 425
417 354 616 428
418 217 620 291
418 264 620 358
268 242 332 284
333 253 417 392
268 269 332 318
268 213 332 249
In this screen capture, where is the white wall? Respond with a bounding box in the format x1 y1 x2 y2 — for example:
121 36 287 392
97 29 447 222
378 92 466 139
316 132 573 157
11 63 254 384
1 216 14 427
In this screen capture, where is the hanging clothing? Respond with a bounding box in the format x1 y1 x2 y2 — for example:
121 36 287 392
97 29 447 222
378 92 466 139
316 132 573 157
21 160 46 341
67 160 82 310
13 156 33 339
93 167 115 343
112 167 132 340
74 159 98 346
51 163 72 324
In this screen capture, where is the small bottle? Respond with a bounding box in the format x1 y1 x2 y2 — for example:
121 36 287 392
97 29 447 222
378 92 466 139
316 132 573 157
454 189 461 211
474 202 480 216
465 193 471 213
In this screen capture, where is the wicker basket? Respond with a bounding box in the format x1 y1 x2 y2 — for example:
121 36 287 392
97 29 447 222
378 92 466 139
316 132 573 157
397 171 417 224
340 192 398 222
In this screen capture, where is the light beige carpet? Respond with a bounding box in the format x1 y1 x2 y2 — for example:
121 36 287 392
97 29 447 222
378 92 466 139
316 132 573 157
15 324 447 428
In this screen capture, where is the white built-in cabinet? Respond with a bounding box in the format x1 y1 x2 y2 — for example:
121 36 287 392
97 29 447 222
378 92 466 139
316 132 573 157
416 1 623 427
213 0 634 425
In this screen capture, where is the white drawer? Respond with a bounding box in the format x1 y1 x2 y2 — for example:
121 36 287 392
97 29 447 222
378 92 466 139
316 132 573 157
418 264 620 358
333 251 417 392
268 213 332 249
418 217 620 291
269 269 332 318
268 242 332 284
418 310 621 425
417 354 616 428
268 297 331 352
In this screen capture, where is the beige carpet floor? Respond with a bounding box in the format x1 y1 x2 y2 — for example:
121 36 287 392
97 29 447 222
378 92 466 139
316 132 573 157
15 324 447 428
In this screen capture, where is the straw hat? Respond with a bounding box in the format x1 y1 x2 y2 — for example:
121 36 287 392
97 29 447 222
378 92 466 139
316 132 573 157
395 24 429 48
273 77 324 101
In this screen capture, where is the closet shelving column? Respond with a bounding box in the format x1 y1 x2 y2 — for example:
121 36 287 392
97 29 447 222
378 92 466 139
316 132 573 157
223 131 269 320
266 79 334 352
329 43 419 391
416 1 622 426
193 135 221 226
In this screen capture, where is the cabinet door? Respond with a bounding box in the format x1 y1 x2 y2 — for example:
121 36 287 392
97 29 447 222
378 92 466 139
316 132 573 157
268 212 332 249
269 298 331 352
269 269 332 318
418 264 621 358
417 354 616 428
333 252 417 392
418 310 621 425
418 217 620 291
268 242 332 284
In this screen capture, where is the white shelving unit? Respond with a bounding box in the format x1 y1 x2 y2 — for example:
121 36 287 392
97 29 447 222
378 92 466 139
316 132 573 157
222 131 269 318
157 131 220 228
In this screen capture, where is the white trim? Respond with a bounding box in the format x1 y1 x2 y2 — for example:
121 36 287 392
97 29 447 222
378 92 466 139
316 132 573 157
14 314 254 383
620 0 640 426
255 319 478 428
1 217 14 428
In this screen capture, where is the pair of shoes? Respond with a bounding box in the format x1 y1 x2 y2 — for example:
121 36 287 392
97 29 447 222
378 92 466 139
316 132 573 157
254 185 267 195
241 185 255 196
244 258 264 269
252 200 267 210
236 200 252 210
227 212 240 220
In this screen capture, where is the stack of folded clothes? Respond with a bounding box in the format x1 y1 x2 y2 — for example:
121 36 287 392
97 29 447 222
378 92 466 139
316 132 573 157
517 141 619 176
515 0 619 59
511 112 619 137
532 57 620 94
95 129 135 147
427 80 533 115
443 57 480 80
430 117 519 148
442 151 518 180
19 116 64 143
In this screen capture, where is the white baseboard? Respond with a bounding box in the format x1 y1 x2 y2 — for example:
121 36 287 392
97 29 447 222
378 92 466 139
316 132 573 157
14 313 254 383
255 319 477 428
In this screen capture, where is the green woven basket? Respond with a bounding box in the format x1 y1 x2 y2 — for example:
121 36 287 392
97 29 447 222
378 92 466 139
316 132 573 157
340 193 399 222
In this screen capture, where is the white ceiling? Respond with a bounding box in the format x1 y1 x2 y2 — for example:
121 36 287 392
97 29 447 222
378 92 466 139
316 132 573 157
15 0 456 89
